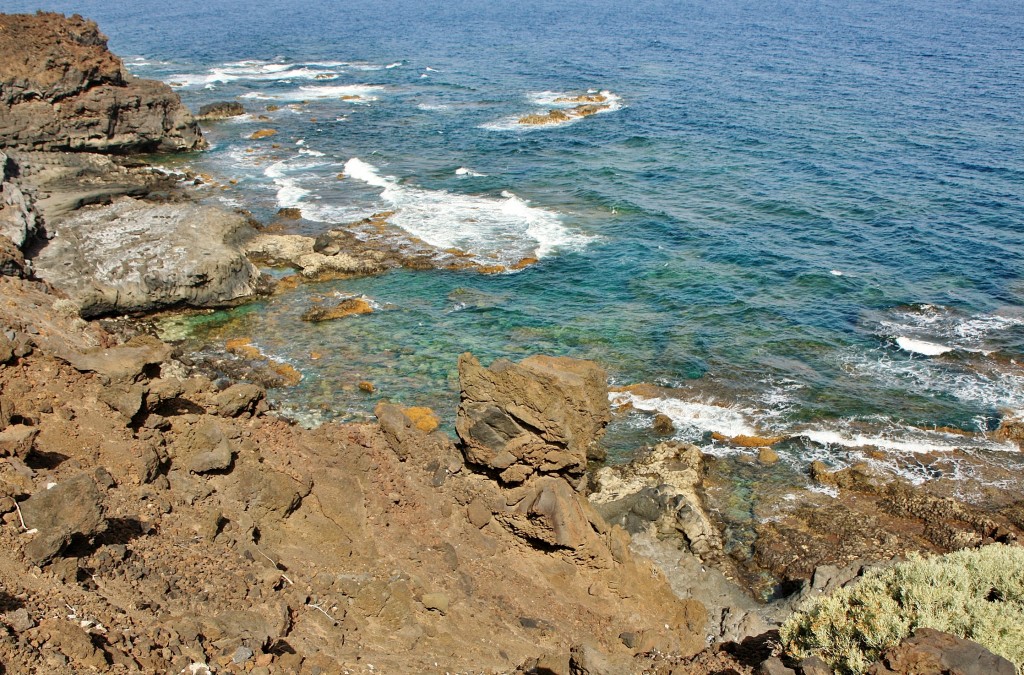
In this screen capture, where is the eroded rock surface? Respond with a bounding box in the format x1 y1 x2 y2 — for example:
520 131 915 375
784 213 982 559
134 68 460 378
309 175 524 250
32 197 261 316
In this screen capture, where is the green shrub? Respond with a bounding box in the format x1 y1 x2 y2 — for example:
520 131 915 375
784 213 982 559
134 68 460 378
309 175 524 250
779 544 1024 674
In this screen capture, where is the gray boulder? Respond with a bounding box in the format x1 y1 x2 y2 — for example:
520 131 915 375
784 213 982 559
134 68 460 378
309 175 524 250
32 197 261 317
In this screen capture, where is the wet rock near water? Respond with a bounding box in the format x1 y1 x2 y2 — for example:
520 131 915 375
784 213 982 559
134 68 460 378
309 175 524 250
591 441 724 562
196 101 246 121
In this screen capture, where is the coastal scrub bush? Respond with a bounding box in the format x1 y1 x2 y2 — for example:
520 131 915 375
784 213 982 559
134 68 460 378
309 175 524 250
779 544 1024 674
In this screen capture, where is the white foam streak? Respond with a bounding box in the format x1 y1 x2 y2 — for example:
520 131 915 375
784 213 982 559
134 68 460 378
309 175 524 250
284 84 384 101
342 158 590 263
896 336 953 356
342 158 392 188
610 391 758 440
798 427 1016 455
455 167 485 177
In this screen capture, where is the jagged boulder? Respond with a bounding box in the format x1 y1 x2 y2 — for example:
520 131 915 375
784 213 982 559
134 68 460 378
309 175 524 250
867 628 1015 675
20 473 107 564
0 151 40 249
196 101 245 121
0 12 204 153
498 476 613 568
590 441 723 560
456 353 610 485
0 234 27 277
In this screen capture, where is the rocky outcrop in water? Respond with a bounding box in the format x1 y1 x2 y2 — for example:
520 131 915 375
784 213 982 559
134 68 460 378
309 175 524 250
196 101 245 121
0 13 204 153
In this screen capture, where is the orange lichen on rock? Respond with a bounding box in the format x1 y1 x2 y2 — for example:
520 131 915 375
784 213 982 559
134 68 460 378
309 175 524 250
225 337 262 360
403 406 440 433
249 128 278 140
518 102 610 126
511 257 539 270
476 264 507 275
273 275 303 294
444 248 475 259
573 103 610 117
711 432 788 447
270 362 302 386
301 297 374 322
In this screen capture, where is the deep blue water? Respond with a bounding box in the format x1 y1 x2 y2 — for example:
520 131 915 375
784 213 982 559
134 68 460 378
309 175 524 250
9 0 1024 485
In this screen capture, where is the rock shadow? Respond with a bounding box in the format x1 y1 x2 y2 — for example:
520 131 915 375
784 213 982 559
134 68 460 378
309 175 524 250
25 448 70 471
0 588 24 613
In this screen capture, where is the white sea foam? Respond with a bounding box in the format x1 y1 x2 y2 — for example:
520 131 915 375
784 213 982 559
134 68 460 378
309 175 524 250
385 62 403 69
278 84 385 101
262 156 328 210
841 347 1024 413
798 426 1016 455
165 63 339 88
830 269 844 276
877 305 1023 352
609 391 758 443
341 158 590 264
455 167 486 177
895 336 953 356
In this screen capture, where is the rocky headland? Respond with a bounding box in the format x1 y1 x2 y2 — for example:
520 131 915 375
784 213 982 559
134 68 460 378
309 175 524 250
1 11 1022 675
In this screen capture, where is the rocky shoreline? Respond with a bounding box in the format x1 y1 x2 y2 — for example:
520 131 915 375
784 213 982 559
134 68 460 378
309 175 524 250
1 12 1021 675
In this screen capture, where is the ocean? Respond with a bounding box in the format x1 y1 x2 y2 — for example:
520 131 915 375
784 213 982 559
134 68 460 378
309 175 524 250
10 0 1024 496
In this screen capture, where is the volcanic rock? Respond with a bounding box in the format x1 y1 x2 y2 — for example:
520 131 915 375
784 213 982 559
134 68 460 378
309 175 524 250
0 424 38 458
19 473 107 564
0 234 27 277
32 197 261 317
590 441 723 560
0 13 204 153
0 151 40 249
197 101 245 120
456 353 610 485
301 297 373 322
866 627 1015 675
212 382 266 417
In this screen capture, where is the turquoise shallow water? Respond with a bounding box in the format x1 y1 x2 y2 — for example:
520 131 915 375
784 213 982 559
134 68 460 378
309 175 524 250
12 0 1024 488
